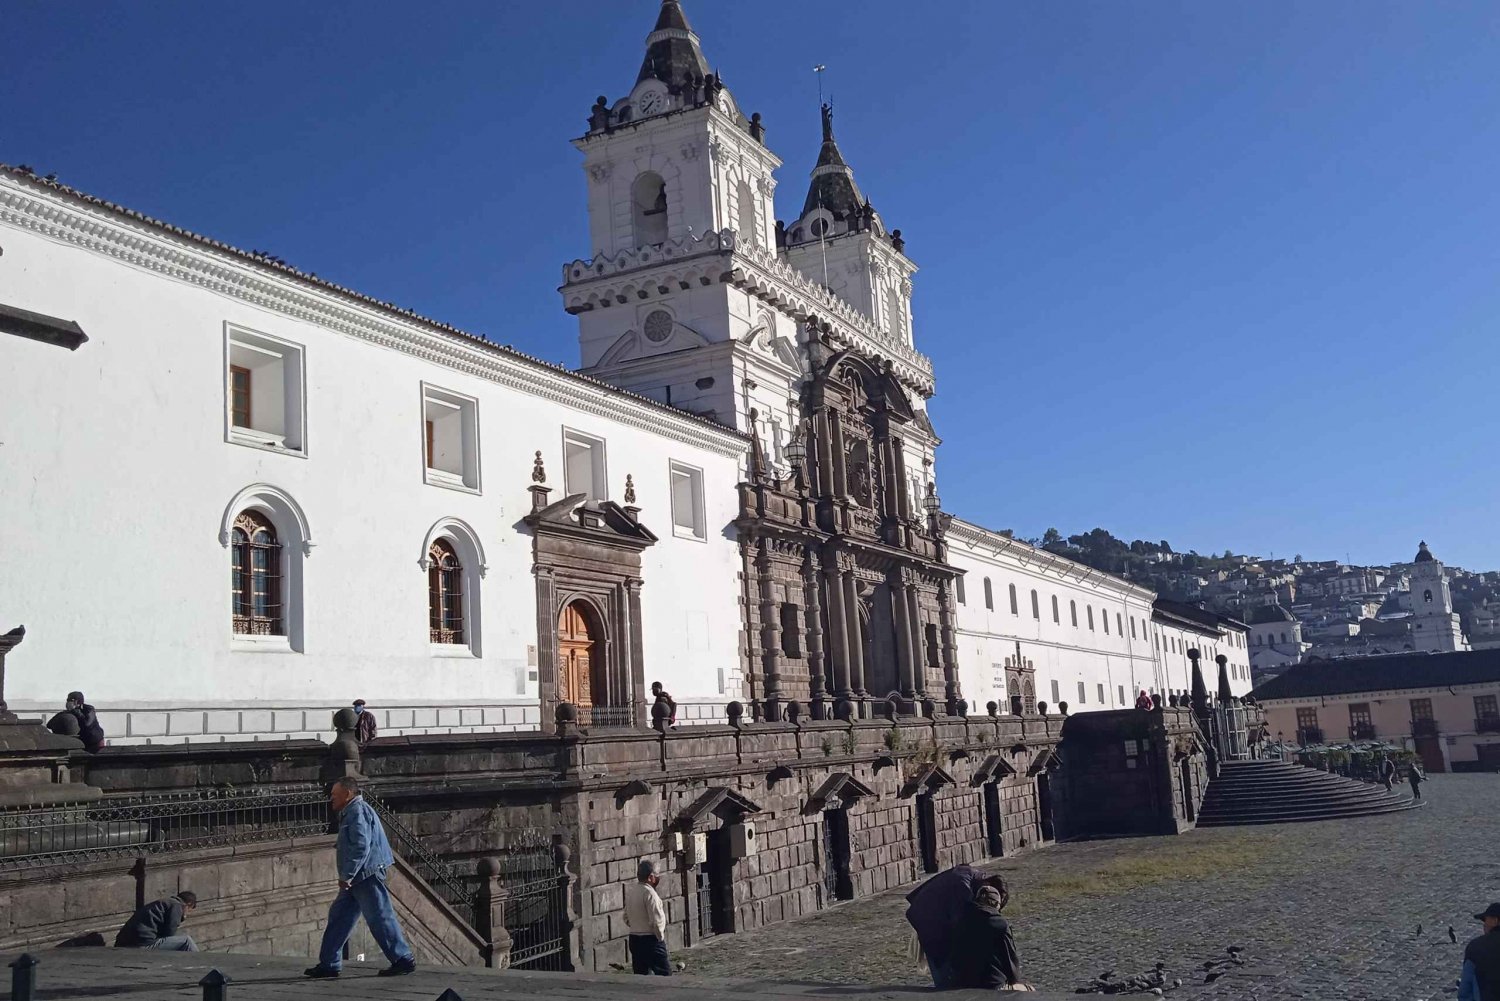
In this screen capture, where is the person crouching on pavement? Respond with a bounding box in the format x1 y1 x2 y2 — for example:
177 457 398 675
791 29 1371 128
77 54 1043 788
905 863 1008 989
950 881 1031 991
114 891 199 951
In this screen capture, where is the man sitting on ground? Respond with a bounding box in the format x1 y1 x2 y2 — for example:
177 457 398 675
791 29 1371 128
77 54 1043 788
949 881 1030 991
905 863 1007 989
115 891 199 951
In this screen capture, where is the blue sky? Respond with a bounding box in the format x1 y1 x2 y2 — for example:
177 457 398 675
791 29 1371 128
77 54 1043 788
5 2 1498 569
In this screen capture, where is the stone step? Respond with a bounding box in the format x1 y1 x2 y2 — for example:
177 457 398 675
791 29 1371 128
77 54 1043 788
1197 800 1422 826
1197 761 1420 826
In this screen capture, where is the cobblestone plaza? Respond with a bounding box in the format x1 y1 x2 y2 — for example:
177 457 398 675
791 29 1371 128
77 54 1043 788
689 775 1488 999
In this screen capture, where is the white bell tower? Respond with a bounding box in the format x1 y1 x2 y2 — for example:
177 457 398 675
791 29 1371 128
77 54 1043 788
560 0 797 434
1410 541 1468 653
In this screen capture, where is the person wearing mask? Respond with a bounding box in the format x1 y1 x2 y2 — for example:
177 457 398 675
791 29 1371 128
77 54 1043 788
905 864 1007 989
623 859 671 975
303 777 416 979
352 699 378 744
1459 903 1500 1001
46 691 104 753
115 891 199 951
949 882 1029 991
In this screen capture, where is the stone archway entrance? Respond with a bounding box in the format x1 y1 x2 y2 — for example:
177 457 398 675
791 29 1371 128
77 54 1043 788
558 601 602 710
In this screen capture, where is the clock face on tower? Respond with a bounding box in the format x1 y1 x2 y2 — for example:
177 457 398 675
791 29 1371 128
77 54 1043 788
637 90 664 117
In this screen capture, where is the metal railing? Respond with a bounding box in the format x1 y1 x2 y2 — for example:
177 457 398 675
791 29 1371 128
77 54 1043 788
362 792 476 918
1349 723 1377 740
1411 719 1439 737
575 704 637 728
1476 716 1500 734
500 855 570 970
1297 727 1323 745
0 786 328 872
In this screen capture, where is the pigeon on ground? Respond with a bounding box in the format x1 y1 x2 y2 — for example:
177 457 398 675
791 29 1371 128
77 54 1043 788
1451 926 1459 944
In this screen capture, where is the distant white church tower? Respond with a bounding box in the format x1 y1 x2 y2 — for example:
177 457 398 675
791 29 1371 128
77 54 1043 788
1410 541 1468 653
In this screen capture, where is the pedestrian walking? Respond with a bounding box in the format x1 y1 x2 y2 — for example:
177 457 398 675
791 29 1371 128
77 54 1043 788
1409 761 1425 800
114 891 199 951
624 859 671 975
1459 903 1500 1001
949 881 1030 991
303 777 416 979
1379 755 1396 792
352 699 378 744
46 691 104 753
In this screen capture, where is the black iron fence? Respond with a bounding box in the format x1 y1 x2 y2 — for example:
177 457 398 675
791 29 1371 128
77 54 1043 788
1477 716 1500 734
574 704 637 728
0 786 328 872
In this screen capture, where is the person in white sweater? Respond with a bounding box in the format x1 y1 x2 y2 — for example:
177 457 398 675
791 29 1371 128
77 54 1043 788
623 859 671 975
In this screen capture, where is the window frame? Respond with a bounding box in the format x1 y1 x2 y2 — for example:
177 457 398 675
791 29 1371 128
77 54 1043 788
422 383 482 494
562 427 609 503
224 323 307 457
427 538 466 647
668 459 708 542
231 510 284 638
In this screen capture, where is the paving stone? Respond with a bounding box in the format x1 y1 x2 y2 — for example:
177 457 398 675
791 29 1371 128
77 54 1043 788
687 774 1483 1000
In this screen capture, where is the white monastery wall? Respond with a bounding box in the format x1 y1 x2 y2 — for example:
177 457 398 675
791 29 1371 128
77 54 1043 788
0 178 746 743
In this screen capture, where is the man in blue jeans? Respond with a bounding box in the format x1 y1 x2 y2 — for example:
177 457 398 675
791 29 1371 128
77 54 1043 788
304 776 416 979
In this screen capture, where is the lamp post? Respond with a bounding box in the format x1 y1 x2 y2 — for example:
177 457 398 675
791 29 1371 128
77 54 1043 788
785 424 808 491
922 480 942 533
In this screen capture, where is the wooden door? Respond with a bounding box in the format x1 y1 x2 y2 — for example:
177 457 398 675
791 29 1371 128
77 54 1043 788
1414 736 1446 773
558 603 596 709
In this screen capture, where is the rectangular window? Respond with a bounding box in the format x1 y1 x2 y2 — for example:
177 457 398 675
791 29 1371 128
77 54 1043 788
1077 681 1086 704
780 603 802 659
669 461 707 541
423 384 481 492
1009 584 1018 616
563 428 607 502
1117 613 1123 635
956 577 966 605
1130 617 1137 639
1051 596 1060 623
1296 707 1318 732
1118 685 1126 706
1103 613 1110 635
1031 590 1040 620
1410 698 1433 721
226 325 305 453
1050 679 1060 705
1476 695 1498 720
1098 683 1106 704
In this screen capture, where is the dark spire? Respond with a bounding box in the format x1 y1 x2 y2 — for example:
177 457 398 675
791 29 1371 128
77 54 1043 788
638 0 711 91
801 102 864 219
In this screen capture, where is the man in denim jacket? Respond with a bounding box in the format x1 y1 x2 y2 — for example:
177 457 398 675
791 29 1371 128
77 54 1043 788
304 777 416 979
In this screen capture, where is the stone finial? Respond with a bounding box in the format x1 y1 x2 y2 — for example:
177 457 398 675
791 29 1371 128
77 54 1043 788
785 700 803 724
532 451 547 484
1057 701 1070 717
726 701 745 727
624 474 637 505
1037 701 1049 717
986 700 998 717
833 698 854 722
956 699 969 718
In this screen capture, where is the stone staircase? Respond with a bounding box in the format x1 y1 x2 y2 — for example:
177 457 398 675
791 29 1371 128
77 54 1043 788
1197 759 1423 827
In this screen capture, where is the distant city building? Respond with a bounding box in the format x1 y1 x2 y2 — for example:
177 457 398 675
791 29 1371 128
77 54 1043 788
1255 648 1500 772
1246 604 1308 673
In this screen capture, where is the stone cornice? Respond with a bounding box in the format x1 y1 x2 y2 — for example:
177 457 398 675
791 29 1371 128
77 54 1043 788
0 171 748 460
947 519 1157 603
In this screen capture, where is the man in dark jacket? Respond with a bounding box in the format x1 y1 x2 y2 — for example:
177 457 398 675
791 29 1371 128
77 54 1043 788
906 864 1007 988
115 892 199 950
949 883 1026 990
1459 903 1500 1001
46 692 104 753
353 699 377 744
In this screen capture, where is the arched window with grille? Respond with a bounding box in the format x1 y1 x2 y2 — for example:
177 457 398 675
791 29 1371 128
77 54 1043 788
1051 595 1060 623
231 511 283 635
428 539 465 645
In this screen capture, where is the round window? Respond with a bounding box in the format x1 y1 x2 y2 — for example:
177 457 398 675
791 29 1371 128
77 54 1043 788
643 310 674 343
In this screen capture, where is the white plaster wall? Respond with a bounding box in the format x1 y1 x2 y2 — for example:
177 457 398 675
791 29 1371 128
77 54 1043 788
946 524 1158 715
0 202 746 742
